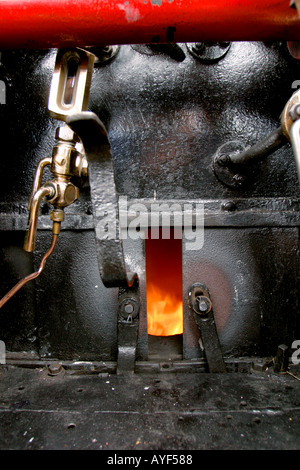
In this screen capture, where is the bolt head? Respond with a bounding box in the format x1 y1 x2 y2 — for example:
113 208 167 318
199 300 209 312
221 201 237 212
192 42 205 53
124 303 134 314
194 295 212 315
48 363 63 376
119 297 139 320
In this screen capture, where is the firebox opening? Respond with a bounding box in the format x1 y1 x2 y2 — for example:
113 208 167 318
145 228 183 359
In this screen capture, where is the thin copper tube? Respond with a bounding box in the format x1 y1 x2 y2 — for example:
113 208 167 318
0 231 58 309
27 156 52 211
24 185 54 253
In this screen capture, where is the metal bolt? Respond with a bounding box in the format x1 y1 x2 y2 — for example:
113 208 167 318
187 42 231 63
219 42 231 49
47 363 63 376
199 300 209 313
221 201 237 212
217 154 231 167
124 303 134 314
192 42 205 53
195 295 212 315
119 297 139 320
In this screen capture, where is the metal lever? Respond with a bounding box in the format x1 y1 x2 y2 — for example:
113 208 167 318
67 111 137 288
188 283 226 373
117 282 140 374
213 87 300 188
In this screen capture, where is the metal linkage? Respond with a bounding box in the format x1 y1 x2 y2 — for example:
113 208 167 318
117 282 140 374
188 283 226 373
67 111 137 288
213 127 288 189
213 86 300 188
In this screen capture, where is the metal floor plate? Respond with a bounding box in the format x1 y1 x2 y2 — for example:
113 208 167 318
0 365 300 450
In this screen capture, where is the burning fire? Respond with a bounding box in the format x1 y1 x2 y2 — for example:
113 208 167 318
145 231 183 337
147 283 183 336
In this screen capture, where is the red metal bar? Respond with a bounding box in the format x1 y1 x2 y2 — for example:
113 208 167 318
0 0 299 49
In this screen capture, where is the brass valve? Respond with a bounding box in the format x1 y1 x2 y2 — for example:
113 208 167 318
24 47 95 253
23 124 86 252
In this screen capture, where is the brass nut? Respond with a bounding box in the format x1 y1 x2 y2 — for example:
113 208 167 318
50 209 65 222
64 183 79 205
55 125 80 143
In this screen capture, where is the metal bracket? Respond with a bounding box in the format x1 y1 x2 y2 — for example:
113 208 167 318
188 283 226 373
67 111 137 288
117 281 140 374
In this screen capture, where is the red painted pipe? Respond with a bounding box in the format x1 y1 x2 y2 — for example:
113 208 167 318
0 0 299 49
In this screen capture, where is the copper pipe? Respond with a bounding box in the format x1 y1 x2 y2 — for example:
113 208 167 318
27 156 52 211
0 225 60 309
24 185 54 253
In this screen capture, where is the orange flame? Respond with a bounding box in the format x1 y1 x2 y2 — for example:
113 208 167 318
145 231 183 337
147 283 183 336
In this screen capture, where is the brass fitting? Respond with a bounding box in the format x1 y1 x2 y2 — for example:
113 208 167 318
46 178 79 208
24 47 94 254
51 126 86 179
24 185 55 252
48 48 95 122
24 125 83 253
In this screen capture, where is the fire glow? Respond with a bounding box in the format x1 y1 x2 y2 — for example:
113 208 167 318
145 230 183 337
